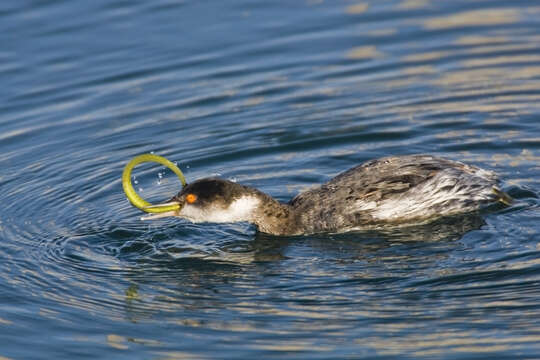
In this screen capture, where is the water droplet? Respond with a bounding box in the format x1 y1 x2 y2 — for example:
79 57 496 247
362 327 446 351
138 187 143 192
134 180 138 185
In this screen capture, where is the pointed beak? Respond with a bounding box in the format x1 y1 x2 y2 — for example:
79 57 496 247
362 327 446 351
140 201 181 221
140 211 178 220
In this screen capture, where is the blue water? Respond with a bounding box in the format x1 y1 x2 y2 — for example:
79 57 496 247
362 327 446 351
1 0 540 358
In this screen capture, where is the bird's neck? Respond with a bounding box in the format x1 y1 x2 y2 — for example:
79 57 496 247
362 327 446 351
246 190 300 236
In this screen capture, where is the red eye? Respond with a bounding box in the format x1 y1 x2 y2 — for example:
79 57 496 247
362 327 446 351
186 193 197 204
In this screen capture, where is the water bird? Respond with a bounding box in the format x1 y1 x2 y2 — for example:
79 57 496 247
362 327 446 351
142 154 511 236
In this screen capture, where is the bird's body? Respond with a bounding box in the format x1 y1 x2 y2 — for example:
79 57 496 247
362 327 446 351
145 155 510 236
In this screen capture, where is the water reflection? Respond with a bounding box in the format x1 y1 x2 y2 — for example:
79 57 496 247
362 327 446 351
1 0 540 357
346 46 384 60
113 210 540 358
398 0 430 10
118 214 487 317
424 9 520 29
345 3 369 15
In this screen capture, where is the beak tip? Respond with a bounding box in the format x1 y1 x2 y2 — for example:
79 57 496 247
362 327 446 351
140 210 178 221
142 201 181 211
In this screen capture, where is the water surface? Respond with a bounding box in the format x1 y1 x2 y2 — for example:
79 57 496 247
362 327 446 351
1 0 540 359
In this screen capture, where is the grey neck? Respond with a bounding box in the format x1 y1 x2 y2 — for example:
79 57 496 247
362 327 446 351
249 191 300 236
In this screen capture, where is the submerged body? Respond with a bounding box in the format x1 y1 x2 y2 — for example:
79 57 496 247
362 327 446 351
147 155 510 236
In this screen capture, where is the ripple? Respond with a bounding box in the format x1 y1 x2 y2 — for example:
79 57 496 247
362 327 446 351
1 0 540 358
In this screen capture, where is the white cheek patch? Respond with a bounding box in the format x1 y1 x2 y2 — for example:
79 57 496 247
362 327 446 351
179 196 260 223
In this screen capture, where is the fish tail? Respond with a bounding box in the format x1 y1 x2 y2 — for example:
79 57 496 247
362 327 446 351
492 187 513 206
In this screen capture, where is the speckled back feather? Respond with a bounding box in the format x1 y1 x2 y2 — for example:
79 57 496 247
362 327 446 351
289 155 504 234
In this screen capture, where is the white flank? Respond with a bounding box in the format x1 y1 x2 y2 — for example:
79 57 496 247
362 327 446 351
179 196 260 223
353 200 377 211
356 171 494 221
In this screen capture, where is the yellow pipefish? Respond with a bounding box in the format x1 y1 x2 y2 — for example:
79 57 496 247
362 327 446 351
122 154 186 213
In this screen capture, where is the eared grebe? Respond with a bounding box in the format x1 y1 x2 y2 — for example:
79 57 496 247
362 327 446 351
143 155 511 236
